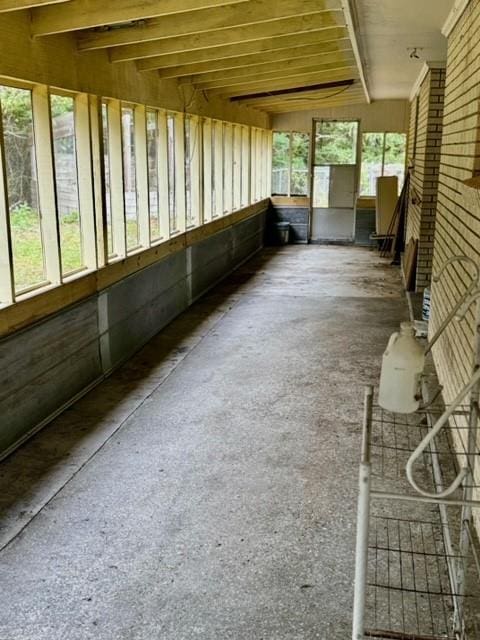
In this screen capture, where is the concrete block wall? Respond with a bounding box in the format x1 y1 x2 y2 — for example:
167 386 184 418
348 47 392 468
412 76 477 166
406 66 446 291
0 209 267 458
428 0 480 523
266 202 309 243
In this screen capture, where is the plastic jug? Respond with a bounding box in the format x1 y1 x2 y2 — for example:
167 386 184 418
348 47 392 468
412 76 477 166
378 322 425 414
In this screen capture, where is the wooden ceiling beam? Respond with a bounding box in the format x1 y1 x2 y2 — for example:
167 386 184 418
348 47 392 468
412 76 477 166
262 93 365 112
78 1 342 51
156 43 352 79
136 28 348 71
183 57 356 88
209 70 356 97
31 0 247 36
110 14 345 62
195 63 357 91
240 85 363 108
0 0 68 11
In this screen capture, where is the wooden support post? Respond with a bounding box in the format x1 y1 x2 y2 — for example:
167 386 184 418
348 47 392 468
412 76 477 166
32 84 61 284
106 99 126 259
134 104 150 249
75 92 97 271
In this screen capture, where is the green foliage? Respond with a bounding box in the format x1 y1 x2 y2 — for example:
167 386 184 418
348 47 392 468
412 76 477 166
315 121 358 165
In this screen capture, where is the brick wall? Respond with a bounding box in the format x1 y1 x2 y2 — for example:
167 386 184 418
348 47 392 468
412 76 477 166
406 67 446 291
429 0 480 523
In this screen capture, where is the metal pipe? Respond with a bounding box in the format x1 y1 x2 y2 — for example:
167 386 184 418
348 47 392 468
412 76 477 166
352 386 373 640
370 490 480 508
425 255 480 356
421 380 460 624
405 366 480 498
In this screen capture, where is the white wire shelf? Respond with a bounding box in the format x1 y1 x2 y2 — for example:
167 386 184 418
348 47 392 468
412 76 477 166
368 402 480 505
363 512 480 639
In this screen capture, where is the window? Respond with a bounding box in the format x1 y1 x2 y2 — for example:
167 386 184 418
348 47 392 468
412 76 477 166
121 105 139 251
146 109 160 240
101 102 114 256
50 93 83 275
314 120 358 165
271 131 309 197
166 113 176 232
360 132 407 196
0 85 46 294
0 79 269 307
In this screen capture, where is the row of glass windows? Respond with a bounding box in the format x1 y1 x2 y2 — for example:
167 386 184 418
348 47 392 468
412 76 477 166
271 126 406 198
0 83 271 305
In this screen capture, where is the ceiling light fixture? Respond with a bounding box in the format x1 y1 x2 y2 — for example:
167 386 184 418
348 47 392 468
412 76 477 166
408 47 423 60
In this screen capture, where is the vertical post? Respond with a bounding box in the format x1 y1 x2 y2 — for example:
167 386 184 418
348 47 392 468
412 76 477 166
241 125 250 209
90 96 108 268
213 120 223 218
32 84 62 284
352 385 373 640
454 297 480 632
134 104 150 249
223 122 233 215
157 110 170 241
75 92 97 271
233 124 241 211
250 128 257 203
203 118 212 223
174 112 186 233
0 99 14 304
107 99 126 259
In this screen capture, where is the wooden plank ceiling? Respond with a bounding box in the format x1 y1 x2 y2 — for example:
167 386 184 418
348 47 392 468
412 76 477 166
17 0 368 112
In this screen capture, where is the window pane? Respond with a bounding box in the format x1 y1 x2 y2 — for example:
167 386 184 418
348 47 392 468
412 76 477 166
51 94 83 274
315 121 358 165
271 131 290 195
312 166 330 208
0 85 46 293
167 114 176 232
101 102 114 255
290 132 309 196
360 132 384 196
185 116 192 226
384 132 407 192
121 106 139 251
147 110 160 240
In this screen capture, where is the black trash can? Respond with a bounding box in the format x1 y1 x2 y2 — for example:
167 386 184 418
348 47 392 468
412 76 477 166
274 221 290 245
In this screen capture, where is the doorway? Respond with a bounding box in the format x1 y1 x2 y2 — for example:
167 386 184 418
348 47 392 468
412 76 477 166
310 119 359 242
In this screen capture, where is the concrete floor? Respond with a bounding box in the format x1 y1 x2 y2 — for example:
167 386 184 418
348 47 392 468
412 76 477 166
0 246 406 640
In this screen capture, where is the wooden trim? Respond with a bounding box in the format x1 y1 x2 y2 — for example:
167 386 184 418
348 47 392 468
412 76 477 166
0 200 269 338
241 125 250 208
0 0 67 11
442 0 471 37
340 0 370 103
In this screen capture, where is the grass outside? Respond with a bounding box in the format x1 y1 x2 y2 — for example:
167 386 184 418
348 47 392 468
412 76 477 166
9 205 142 294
